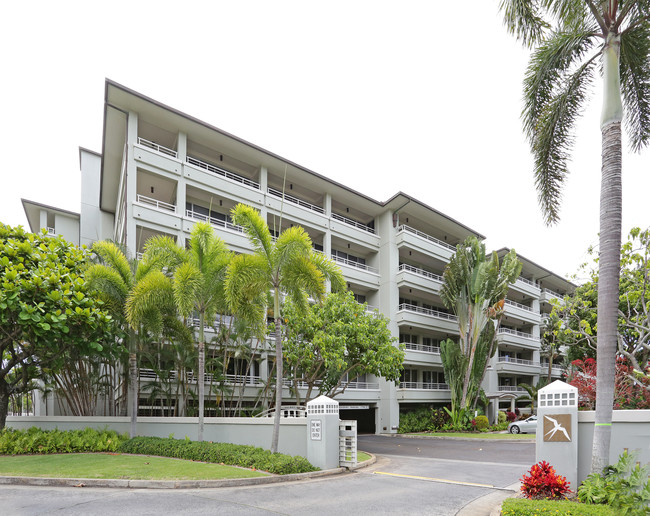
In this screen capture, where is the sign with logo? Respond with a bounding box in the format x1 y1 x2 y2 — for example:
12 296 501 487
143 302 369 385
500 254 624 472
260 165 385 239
310 419 322 441
543 414 572 442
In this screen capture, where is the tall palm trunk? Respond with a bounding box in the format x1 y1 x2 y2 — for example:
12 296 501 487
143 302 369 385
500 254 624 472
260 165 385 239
198 312 206 441
271 288 282 454
592 34 623 474
129 328 138 438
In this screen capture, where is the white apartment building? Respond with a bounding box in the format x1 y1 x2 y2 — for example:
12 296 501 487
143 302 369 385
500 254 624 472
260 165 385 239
23 80 574 433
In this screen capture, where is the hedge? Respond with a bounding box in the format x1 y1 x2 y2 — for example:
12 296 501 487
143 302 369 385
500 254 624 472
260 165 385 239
118 436 318 475
502 498 617 515
0 427 128 455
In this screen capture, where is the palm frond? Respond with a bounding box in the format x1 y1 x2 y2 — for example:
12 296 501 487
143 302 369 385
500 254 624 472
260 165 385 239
90 241 132 289
620 22 650 152
500 0 550 47
310 252 346 293
125 270 175 334
172 262 203 317
225 254 269 324
281 255 326 302
531 56 597 224
85 263 130 313
273 226 312 272
523 28 597 138
140 235 188 279
543 0 589 31
230 204 273 259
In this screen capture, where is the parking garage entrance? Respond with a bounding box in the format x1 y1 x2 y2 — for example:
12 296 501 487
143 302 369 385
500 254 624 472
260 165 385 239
339 404 376 434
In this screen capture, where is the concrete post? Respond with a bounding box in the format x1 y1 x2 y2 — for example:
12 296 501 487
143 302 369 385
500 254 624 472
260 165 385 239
306 395 339 470
537 380 578 490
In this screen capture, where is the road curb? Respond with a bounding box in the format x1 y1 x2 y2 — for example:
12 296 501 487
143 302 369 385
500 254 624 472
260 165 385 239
0 466 347 490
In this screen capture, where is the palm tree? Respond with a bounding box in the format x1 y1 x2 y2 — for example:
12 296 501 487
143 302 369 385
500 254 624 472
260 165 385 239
517 378 549 414
440 237 522 416
225 203 345 453
500 0 650 472
129 222 231 441
86 241 171 437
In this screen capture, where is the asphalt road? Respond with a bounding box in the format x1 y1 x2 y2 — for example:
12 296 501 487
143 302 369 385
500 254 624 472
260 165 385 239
0 436 535 516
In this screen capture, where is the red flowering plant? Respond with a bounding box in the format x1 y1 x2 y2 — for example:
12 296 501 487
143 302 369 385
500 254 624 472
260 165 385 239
520 461 571 500
566 357 650 410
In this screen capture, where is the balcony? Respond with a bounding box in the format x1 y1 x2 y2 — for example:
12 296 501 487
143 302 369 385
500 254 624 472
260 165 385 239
398 382 449 390
331 213 375 234
396 303 458 333
540 361 564 377
396 381 451 401
136 194 176 213
495 357 541 374
404 342 442 366
512 276 541 297
504 299 541 324
497 328 540 350
267 187 323 214
396 225 456 262
186 209 244 235
497 386 527 393
138 138 177 158
134 138 181 175
541 288 564 304
404 342 440 354
186 156 259 189
396 263 443 294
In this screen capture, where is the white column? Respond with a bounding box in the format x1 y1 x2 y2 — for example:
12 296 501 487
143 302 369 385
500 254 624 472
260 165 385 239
259 167 268 219
39 209 48 232
125 111 139 256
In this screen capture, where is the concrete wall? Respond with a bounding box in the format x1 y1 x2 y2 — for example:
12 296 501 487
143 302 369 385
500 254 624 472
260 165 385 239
6 416 308 457
577 410 650 484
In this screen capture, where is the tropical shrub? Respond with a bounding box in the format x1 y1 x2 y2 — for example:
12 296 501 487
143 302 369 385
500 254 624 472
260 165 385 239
506 411 517 422
521 461 571 500
578 451 650 515
398 407 450 433
0 427 128 455
118 436 317 475
501 498 616 515
498 411 507 424
475 415 489 431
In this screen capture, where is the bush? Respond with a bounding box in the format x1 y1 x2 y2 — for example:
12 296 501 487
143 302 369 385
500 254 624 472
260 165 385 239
475 415 489 431
498 411 507 424
0 427 128 455
118 436 317 475
506 411 517 422
521 461 571 500
502 498 617 515
398 407 450 433
578 451 650 515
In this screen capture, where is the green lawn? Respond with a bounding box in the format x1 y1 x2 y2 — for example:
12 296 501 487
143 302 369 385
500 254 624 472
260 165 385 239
357 451 371 462
0 453 269 480
408 432 534 440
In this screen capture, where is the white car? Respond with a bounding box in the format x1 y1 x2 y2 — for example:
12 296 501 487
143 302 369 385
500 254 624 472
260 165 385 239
508 415 537 434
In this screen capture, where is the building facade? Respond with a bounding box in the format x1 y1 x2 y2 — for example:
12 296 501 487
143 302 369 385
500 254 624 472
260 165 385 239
23 80 574 432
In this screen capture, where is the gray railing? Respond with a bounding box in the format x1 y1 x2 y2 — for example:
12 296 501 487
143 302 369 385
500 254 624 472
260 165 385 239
398 263 443 282
331 213 376 234
397 225 456 251
331 254 378 274
543 288 563 299
399 382 450 390
404 342 441 354
497 328 536 340
137 137 177 158
505 299 534 312
497 386 526 393
136 194 176 212
497 357 537 366
186 209 244 233
186 155 260 189
398 303 458 322
267 187 324 214
517 276 539 288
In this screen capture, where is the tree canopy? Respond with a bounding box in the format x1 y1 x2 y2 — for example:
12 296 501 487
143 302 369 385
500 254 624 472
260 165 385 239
283 291 403 404
0 224 113 428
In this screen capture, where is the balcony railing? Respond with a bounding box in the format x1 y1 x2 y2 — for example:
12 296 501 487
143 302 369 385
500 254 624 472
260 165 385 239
397 225 456 251
136 194 176 213
497 386 527 393
543 288 563 299
186 209 244 234
331 213 376 234
186 155 260 189
399 382 449 390
505 299 534 312
137 137 177 158
404 342 441 354
497 357 537 366
331 254 378 274
398 263 443 282
46 227 56 236
282 379 379 390
517 276 539 288
267 187 324 214
398 303 458 322
498 328 537 340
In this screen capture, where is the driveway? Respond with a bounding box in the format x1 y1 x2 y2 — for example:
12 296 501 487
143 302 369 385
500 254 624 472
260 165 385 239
0 436 534 515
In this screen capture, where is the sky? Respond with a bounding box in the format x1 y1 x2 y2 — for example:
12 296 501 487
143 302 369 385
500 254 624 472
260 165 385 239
1 1 648 283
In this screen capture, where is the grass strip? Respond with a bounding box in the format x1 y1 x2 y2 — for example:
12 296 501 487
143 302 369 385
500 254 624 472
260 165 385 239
408 432 534 440
0 453 268 480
